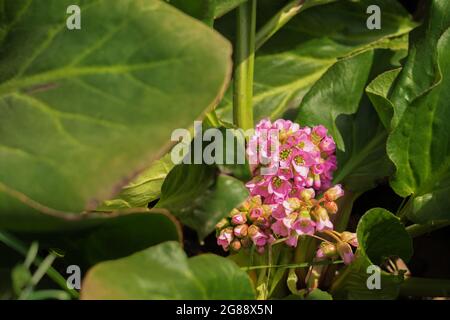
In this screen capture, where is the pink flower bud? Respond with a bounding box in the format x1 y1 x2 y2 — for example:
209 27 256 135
312 125 328 139
233 224 248 238
249 207 263 221
324 184 344 201
230 239 242 252
312 206 333 231
319 136 336 155
337 241 354 265
215 218 229 230
300 188 315 201
324 201 338 214
341 231 358 247
231 212 247 225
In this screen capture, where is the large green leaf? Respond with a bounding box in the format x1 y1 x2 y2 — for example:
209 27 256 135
61 209 182 266
6 209 182 268
81 241 255 299
331 208 412 300
216 0 416 123
333 100 392 193
296 51 373 151
385 0 450 222
157 164 249 239
0 0 231 231
389 0 450 128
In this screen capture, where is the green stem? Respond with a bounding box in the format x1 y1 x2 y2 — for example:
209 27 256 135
241 259 343 271
0 231 79 299
400 277 450 297
204 110 220 128
233 0 256 130
406 220 450 238
294 237 317 285
255 0 305 50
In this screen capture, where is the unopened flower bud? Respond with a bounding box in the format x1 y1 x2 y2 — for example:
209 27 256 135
311 206 328 221
324 201 338 214
311 206 333 231
341 231 358 247
300 188 315 201
337 241 354 265
234 224 248 238
231 212 247 225
324 184 344 201
247 225 260 238
283 197 302 213
215 218 229 230
312 125 328 140
321 243 337 257
313 174 321 190
249 207 263 221
230 239 242 252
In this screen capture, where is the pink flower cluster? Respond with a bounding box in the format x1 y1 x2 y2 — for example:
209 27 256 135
216 119 357 265
247 119 337 198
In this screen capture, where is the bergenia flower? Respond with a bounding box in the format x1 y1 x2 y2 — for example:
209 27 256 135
216 119 356 267
324 184 345 201
248 225 268 247
217 227 234 251
293 217 316 235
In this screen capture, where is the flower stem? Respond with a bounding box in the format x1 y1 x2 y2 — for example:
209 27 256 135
0 231 79 299
400 277 450 297
233 0 256 130
255 0 305 50
406 220 450 238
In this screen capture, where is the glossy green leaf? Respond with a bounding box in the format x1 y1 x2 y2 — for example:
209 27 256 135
366 68 401 129
389 0 450 128
157 164 249 239
81 241 255 299
98 154 174 210
63 210 182 266
0 0 231 231
331 208 412 300
216 0 416 123
333 100 392 193
297 51 373 151
386 0 450 222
